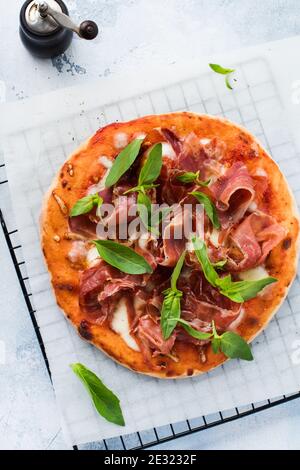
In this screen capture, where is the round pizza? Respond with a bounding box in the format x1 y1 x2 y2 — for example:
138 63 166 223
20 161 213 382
41 112 299 378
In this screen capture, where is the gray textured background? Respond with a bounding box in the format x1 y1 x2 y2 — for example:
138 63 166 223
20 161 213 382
0 0 300 450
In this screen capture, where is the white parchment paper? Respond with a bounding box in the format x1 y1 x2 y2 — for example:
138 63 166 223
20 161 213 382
2 42 300 446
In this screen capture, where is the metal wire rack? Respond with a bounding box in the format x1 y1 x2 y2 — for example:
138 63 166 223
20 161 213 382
1 56 300 450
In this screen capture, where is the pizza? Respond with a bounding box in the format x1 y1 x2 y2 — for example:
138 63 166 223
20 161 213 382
41 112 299 378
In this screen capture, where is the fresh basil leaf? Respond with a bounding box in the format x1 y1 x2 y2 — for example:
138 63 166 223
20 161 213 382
192 237 219 287
160 289 182 340
192 238 276 303
177 171 199 184
70 194 103 217
215 274 232 291
225 75 233 90
139 143 162 186
212 259 227 269
137 191 152 229
93 239 152 274
177 171 210 187
70 363 125 426
160 251 186 339
198 179 211 187
170 250 186 291
105 138 143 188
190 191 220 229
211 337 221 354
220 277 277 302
219 332 253 361
176 319 212 340
123 183 159 195
209 63 235 75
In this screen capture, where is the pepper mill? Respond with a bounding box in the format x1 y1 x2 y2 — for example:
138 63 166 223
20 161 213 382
20 0 99 58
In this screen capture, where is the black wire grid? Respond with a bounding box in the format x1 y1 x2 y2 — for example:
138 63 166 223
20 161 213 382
1 57 300 450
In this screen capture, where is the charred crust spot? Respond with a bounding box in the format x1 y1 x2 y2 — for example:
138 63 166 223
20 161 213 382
282 237 292 250
60 172 64 179
187 368 194 376
246 316 259 327
78 320 93 340
61 179 68 188
166 369 176 377
239 133 249 145
55 283 74 292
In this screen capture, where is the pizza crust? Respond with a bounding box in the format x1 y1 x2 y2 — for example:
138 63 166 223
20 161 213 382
40 112 300 378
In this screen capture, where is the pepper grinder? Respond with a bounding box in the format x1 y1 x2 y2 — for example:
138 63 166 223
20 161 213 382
20 0 99 58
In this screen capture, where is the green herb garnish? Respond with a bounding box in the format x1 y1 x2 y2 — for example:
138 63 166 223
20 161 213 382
160 250 186 340
209 63 235 90
105 138 144 188
177 171 210 186
70 193 103 217
192 237 277 303
170 319 253 361
190 191 221 229
93 239 152 275
70 363 125 426
211 321 253 360
125 143 163 231
176 318 212 340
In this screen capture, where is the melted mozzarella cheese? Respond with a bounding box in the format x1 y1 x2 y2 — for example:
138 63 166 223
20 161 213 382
239 266 269 281
255 168 267 177
134 132 146 140
68 241 87 264
111 298 140 351
162 142 176 160
199 138 211 145
87 170 109 194
114 132 128 149
88 156 113 194
86 246 101 267
98 156 113 168
248 201 258 212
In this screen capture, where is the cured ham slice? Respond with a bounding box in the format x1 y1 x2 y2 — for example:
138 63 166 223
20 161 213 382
179 272 242 331
159 206 189 267
79 261 144 322
178 132 208 172
228 212 287 271
210 162 255 225
135 315 176 358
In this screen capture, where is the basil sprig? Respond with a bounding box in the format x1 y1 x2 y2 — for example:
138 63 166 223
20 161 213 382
125 143 163 231
139 143 163 186
125 143 163 195
177 171 210 187
192 237 277 303
160 250 186 340
209 63 235 90
172 319 253 361
71 363 125 426
93 239 152 274
70 193 103 217
211 321 253 360
105 138 144 188
190 191 220 229
176 318 212 340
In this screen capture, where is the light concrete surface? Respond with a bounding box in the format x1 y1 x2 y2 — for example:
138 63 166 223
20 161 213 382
0 0 300 450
